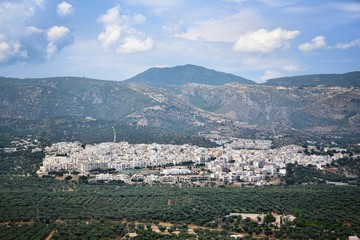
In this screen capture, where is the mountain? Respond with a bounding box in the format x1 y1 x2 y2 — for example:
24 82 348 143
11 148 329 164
125 64 256 87
179 83 360 137
0 68 359 147
0 76 156 121
0 76 216 147
264 71 360 88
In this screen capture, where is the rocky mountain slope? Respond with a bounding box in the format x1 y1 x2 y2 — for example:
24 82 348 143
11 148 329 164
0 66 359 146
0 77 156 121
180 83 360 135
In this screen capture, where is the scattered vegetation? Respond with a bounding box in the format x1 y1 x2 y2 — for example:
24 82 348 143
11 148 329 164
282 163 356 185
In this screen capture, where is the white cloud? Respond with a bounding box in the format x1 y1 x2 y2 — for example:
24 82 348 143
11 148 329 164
0 2 33 30
98 6 122 25
47 26 70 42
282 64 301 72
298 35 329 52
98 25 124 49
46 26 71 59
336 39 360 50
261 70 283 81
97 6 153 53
26 26 43 35
0 36 27 62
0 1 73 64
46 42 57 59
175 10 265 42
12 41 27 58
233 27 300 53
57 2 73 17
0 41 11 62
117 36 154 53
97 6 146 26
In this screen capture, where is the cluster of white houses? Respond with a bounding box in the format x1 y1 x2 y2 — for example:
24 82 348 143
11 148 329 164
39 141 200 173
37 140 340 184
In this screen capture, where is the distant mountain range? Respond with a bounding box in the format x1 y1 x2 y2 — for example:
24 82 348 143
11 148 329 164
125 64 255 86
0 65 359 147
264 71 360 88
125 64 359 88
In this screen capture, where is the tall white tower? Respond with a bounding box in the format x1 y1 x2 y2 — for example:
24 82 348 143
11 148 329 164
112 126 116 143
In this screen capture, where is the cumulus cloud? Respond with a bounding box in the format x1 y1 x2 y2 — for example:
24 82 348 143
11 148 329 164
98 25 124 49
0 41 11 62
47 26 70 42
336 39 360 50
46 26 71 59
46 42 57 59
176 10 265 42
233 27 300 53
97 6 154 53
0 2 33 29
98 7 147 28
298 35 329 52
117 36 154 53
0 1 73 64
0 35 27 63
57 2 73 17
98 6 121 25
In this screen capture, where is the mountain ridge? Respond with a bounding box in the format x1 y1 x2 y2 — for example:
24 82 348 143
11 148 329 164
0 66 359 146
2 66 358 88
124 64 256 86
264 71 360 88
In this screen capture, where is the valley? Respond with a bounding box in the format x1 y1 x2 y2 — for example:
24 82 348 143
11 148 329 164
0 65 359 239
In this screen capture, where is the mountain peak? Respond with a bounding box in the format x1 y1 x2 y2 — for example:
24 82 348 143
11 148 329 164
125 64 255 87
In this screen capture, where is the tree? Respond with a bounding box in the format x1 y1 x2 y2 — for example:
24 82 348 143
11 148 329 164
263 213 276 224
158 225 167 232
64 175 72 181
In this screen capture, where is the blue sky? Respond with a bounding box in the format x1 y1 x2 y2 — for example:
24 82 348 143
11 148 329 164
0 0 359 82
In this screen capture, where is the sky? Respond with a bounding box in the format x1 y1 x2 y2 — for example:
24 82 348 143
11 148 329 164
0 0 359 82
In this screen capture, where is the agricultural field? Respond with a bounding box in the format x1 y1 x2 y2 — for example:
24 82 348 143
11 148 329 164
1 149 360 239
0 175 359 239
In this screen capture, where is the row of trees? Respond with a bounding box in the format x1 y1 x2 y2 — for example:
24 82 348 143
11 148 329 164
0 175 359 239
